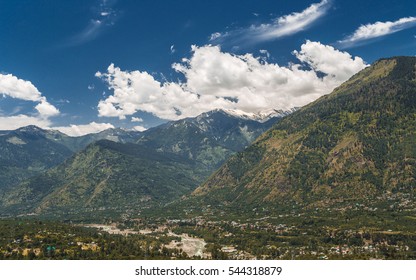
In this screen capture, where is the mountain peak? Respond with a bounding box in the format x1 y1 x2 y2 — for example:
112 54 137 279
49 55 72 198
16 125 45 133
201 108 296 123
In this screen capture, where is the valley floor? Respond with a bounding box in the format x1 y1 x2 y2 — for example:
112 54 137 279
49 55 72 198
1 199 416 260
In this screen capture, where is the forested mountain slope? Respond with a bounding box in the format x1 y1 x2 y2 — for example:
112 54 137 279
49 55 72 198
192 57 416 209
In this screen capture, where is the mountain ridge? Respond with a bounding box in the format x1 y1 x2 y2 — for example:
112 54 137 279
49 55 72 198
0 108 286 195
0 108 286 217
0 139 205 215
190 56 416 209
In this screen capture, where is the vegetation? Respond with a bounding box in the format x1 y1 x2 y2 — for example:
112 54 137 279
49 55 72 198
0 219 188 260
0 126 73 192
0 140 207 216
0 126 142 193
193 57 416 209
136 109 280 169
3 199 416 260
0 57 415 260
0 110 280 217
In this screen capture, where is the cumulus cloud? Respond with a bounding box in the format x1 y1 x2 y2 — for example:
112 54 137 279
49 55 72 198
210 0 330 45
52 122 114 137
293 40 368 81
0 115 52 130
0 74 42 101
35 98 60 117
0 73 60 120
338 17 416 47
96 41 367 121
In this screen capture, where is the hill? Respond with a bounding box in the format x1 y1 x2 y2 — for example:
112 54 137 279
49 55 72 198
191 57 416 210
0 109 285 217
0 140 206 217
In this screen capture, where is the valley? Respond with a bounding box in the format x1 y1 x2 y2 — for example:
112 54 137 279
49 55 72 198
2 200 416 260
0 57 415 260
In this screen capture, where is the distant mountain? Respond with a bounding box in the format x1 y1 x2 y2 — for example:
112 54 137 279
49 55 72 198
136 109 287 169
0 140 206 215
80 128 143 146
1 109 286 217
0 126 74 191
191 57 416 210
0 125 144 190
221 108 297 123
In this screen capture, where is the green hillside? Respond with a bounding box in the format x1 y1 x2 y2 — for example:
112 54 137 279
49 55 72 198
1 140 206 217
0 126 73 191
0 125 144 193
192 57 416 210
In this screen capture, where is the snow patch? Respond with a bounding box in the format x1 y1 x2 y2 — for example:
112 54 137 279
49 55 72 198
6 136 27 145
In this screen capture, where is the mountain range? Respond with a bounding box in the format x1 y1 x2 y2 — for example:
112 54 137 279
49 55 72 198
0 109 285 216
135 109 285 169
0 125 144 192
1 56 415 220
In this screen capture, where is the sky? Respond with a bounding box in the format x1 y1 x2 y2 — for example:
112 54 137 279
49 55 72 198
0 0 415 136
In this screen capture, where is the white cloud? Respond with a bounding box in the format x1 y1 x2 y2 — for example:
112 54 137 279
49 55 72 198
209 32 222 41
133 125 147 132
52 122 114 137
131 117 143 122
259 49 271 59
61 0 118 47
35 98 60 117
0 73 60 119
0 74 42 101
0 115 52 130
96 41 367 121
210 0 330 45
293 40 368 81
68 19 103 46
338 17 416 47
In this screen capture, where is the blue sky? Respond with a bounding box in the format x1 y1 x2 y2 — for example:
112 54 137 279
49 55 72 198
0 0 415 135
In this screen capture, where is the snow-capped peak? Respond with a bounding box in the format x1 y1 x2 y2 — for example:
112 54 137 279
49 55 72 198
221 108 296 122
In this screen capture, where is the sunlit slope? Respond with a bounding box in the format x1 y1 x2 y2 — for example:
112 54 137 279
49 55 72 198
193 57 416 208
